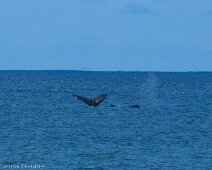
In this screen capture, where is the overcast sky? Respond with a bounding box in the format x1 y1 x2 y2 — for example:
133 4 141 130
0 0 212 71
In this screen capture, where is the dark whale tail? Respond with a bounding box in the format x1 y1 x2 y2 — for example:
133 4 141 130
73 94 107 107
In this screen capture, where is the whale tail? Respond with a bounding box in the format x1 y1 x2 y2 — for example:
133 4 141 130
73 94 107 107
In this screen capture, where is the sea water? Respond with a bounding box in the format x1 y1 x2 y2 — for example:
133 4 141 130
0 71 211 169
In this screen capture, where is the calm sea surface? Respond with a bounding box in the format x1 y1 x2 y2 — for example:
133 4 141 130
0 71 211 170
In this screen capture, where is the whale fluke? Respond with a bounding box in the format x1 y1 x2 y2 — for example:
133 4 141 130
73 94 107 107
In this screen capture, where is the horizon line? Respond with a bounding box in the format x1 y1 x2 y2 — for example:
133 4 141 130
0 69 211 73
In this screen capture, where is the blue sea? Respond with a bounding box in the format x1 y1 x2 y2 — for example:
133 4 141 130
0 71 211 170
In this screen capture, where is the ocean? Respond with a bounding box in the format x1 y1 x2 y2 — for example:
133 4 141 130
0 71 211 170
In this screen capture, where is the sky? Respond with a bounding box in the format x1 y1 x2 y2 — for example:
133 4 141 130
0 0 212 71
